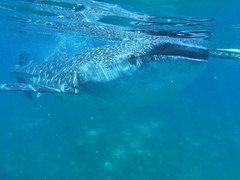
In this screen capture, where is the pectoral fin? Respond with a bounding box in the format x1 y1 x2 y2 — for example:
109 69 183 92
0 83 63 93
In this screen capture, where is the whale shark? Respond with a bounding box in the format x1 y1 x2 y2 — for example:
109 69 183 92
0 37 209 106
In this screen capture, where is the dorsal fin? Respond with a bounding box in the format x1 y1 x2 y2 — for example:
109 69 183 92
16 51 34 99
18 51 30 66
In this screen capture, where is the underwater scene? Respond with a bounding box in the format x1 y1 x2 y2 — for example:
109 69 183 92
0 0 240 179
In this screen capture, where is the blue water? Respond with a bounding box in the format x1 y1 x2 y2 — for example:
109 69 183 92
0 0 240 179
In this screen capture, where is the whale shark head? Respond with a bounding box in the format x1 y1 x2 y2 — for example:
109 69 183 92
53 39 208 108
70 38 208 86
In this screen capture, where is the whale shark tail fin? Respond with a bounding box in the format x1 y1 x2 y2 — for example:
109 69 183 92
0 83 62 93
210 49 240 61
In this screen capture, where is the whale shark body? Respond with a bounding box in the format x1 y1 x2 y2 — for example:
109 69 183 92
0 38 208 106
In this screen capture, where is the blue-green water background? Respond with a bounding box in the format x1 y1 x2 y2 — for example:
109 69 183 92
0 0 240 179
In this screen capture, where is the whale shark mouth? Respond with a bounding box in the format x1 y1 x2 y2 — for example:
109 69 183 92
149 42 209 61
